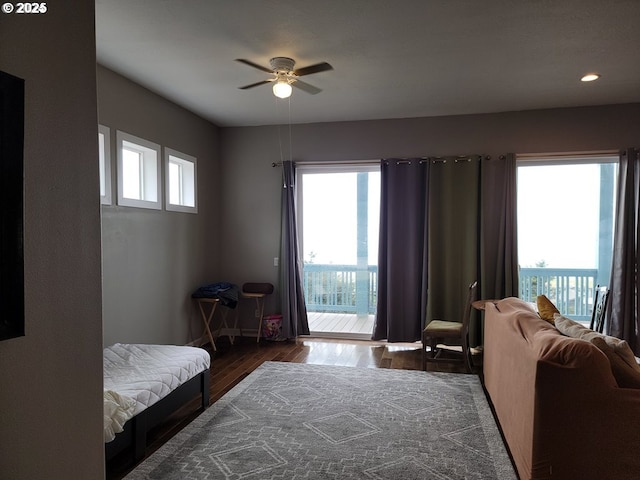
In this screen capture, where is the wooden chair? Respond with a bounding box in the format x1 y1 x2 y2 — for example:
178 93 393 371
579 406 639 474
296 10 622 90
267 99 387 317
589 284 609 333
422 281 478 373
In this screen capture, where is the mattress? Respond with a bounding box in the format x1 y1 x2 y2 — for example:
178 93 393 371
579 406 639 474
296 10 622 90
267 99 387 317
103 343 211 442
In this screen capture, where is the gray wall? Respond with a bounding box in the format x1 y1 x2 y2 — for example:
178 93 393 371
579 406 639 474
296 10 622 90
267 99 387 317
0 3 104 479
97 66 221 347
219 103 640 325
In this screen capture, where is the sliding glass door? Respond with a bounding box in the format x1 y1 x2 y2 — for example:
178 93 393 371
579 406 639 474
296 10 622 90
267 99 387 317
298 165 380 339
517 154 617 323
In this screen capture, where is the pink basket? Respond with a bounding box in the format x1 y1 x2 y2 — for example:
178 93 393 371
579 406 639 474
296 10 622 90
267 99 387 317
262 314 284 341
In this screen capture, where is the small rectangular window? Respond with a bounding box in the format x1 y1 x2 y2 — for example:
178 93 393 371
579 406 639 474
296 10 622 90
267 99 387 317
165 148 197 213
98 125 112 205
116 131 161 210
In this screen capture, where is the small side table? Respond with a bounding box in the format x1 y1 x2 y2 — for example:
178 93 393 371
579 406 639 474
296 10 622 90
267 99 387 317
195 298 239 351
470 299 500 355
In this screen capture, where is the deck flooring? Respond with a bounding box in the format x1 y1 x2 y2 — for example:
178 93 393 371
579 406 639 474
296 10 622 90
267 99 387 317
307 311 375 338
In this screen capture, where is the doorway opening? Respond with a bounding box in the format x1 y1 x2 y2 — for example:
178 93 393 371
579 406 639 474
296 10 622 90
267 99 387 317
298 164 380 339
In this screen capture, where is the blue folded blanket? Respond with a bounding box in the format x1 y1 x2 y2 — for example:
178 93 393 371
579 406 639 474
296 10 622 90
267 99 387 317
192 282 239 308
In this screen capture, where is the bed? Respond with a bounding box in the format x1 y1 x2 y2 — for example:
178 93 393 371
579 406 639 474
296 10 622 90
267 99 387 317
104 343 211 463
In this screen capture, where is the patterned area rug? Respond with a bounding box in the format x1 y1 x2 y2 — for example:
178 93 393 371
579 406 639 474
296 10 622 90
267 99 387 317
126 362 516 479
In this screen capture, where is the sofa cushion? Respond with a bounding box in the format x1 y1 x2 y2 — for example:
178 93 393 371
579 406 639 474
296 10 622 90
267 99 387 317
591 336 640 389
554 314 636 363
536 295 559 323
555 314 640 385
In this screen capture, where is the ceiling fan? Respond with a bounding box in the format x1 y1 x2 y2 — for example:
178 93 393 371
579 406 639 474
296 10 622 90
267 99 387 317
236 57 333 98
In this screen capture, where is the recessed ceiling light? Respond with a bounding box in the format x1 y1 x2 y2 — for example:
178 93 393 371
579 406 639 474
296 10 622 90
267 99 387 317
581 73 600 82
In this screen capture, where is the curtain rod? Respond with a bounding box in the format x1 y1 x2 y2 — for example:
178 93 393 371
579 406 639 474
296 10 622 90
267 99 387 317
271 159 380 167
384 155 489 165
272 155 489 167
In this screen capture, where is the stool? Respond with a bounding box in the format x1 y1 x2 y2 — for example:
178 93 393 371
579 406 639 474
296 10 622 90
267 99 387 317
241 283 274 343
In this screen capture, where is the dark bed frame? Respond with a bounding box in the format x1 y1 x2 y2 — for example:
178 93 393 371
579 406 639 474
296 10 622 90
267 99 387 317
105 368 210 463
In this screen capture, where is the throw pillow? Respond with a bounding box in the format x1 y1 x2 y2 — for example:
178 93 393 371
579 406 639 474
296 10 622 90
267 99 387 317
537 295 559 323
554 314 589 337
591 336 640 389
555 314 640 371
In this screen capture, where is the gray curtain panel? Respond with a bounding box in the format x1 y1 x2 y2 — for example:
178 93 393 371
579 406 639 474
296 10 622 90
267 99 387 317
607 148 639 353
373 159 429 342
425 157 481 346
279 161 310 339
480 154 519 300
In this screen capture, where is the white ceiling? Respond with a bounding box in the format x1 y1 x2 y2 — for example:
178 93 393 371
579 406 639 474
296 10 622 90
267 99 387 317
95 0 640 128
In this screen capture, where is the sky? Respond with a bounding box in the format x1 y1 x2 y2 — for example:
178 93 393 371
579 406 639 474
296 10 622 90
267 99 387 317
300 164 614 270
301 171 380 265
516 163 613 269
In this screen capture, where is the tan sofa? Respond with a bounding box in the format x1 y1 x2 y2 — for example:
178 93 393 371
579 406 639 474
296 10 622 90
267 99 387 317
483 297 640 480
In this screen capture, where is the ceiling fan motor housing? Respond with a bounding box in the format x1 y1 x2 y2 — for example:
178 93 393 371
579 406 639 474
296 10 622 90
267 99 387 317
270 57 296 73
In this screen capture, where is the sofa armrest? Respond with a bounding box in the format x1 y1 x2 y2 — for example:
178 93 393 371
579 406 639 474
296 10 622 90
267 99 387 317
533 347 640 479
484 299 640 480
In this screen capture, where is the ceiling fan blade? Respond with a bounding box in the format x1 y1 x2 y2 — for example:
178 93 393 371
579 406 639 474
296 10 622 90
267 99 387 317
238 79 273 90
292 79 322 95
293 62 333 77
235 58 273 73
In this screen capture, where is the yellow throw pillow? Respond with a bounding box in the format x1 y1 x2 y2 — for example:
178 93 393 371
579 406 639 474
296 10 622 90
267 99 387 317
537 295 559 324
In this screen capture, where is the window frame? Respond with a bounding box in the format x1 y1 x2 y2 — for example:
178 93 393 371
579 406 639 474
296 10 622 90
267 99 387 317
116 130 162 210
164 147 198 213
295 161 381 338
98 125 112 205
517 152 618 167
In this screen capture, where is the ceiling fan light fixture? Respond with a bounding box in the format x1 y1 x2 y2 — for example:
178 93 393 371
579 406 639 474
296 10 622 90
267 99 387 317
581 73 600 82
236 56 331 96
273 79 292 99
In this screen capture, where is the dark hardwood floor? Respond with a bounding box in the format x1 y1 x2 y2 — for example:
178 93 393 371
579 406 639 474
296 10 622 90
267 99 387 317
106 336 481 479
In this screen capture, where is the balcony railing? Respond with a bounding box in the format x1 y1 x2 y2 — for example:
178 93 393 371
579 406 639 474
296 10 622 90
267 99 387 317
519 267 598 321
303 264 377 314
304 264 599 322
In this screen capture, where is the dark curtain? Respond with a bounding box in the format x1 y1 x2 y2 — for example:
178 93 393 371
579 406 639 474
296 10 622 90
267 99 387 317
279 161 310 339
480 153 519 298
373 154 519 346
425 157 481 345
607 148 639 354
478 154 519 346
373 159 429 342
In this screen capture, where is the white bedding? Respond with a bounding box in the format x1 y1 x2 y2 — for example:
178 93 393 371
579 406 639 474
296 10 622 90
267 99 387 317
103 343 211 443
